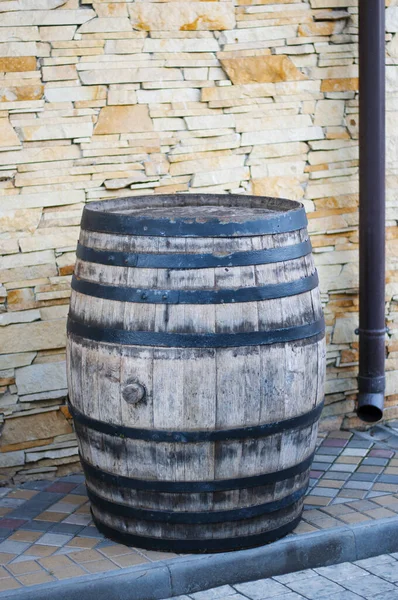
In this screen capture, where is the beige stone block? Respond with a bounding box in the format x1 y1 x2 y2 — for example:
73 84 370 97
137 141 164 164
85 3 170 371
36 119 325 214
298 21 345 37
183 67 208 80
0 0 67 10
314 99 345 126
0 352 35 371
202 83 274 103
220 55 306 85
321 78 358 92
185 114 235 131
310 0 356 7
169 133 240 156
306 178 358 200
153 118 186 131
39 25 77 41
0 309 41 327
26 446 78 462
42 64 77 81
325 377 357 395
387 6 398 33
1 409 72 448
236 114 312 134
0 84 43 103
0 9 95 27
40 305 69 320
107 88 137 105
170 154 245 177
143 38 219 53
332 315 358 344
242 126 323 147
0 208 41 234
144 155 169 177
388 34 398 59
104 39 144 54
0 190 84 211
78 17 132 33
45 85 106 102
19 226 79 252
0 26 39 42
137 88 200 104
0 319 66 354
0 451 24 468
0 239 19 256
0 145 80 165
308 145 358 165
0 56 36 71
191 166 249 187
1 263 57 285
129 2 235 31
18 119 93 142
94 2 128 17
104 173 157 189
16 361 67 395
94 105 153 135
252 176 304 201
79 67 183 85
220 24 297 46
0 119 20 149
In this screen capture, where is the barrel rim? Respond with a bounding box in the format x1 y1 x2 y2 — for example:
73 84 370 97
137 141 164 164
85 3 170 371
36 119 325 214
81 194 307 237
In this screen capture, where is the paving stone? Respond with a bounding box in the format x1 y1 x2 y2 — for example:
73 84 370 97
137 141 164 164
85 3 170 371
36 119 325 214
273 569 318 584
349 473 378 482
373 592 398 600
48 523 84 535
341 449 369 457
190 585 237 600
21 481 52 491
344 481 374 490
355 554 398 568
286 574 346 599
36 533 73 547
0 541 31 555
7 492 64 520
362 561 398 583
362 458 389 467
0 499 26 509
19 521 53 532
309 487 339 497
316 448 342 456
234 579 288 599
315 562 368 582
343 575 396 598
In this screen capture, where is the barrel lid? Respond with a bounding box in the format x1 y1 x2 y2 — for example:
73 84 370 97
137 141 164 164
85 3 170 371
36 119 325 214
81 194 307 237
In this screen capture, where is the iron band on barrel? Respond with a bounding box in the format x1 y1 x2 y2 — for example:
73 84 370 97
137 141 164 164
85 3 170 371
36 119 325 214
86 485 307 525
91 516 302 553
76 239 312 269
81 451 314 493
70 401 324 443
67 316 325 348
71 272 319 305
81 204 307 237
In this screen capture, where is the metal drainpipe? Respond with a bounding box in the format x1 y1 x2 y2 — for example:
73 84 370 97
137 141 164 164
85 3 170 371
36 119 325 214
357 0 386 423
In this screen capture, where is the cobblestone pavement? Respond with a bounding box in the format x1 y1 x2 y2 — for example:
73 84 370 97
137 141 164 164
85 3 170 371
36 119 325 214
0 425 397 592
164 553 398 600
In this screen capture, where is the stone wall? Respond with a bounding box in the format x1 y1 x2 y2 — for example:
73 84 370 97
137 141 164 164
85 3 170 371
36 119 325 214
0 0 397 483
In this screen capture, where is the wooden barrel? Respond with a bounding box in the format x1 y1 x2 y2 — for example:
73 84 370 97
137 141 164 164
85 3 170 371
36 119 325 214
67 194 325 553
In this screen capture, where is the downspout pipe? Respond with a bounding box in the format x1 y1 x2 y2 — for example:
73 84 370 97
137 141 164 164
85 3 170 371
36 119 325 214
357 0 386 423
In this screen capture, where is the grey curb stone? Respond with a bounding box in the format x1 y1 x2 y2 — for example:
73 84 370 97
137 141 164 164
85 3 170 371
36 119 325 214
2 517 398 600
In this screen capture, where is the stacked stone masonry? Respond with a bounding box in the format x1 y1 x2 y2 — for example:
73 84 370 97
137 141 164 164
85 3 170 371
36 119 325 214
0 0 397 482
